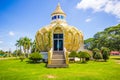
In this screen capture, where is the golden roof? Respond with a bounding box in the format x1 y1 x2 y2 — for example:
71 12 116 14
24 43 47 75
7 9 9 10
51 3 66 16
36 23 84 52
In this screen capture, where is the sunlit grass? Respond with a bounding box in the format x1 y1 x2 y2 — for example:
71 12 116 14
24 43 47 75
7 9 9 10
0 56 120 80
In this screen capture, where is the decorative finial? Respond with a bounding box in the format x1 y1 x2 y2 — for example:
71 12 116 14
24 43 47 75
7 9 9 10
58 2 60 7
51 3 66 16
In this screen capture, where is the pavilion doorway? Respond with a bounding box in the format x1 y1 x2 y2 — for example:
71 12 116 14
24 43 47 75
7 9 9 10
53 34 63 51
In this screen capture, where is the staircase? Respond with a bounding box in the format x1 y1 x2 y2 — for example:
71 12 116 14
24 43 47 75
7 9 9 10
47 51 68 68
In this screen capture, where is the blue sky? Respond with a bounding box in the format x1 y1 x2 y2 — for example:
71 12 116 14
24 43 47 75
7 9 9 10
0 0 120 51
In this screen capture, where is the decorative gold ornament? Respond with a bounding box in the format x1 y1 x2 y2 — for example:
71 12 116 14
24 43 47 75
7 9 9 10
51 3 66 17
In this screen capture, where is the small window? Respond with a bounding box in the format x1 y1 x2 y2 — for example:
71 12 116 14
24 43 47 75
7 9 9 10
52 16 54 20
54 16 56 19
61 16 64 19
58 15 60 19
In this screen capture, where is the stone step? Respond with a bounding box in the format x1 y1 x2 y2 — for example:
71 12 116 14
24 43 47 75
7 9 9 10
53 51 64 55
52 55 65 59
51 59 66 64
52 53 64 55
52 59 65 60
47 64 68 68
47 51 68 68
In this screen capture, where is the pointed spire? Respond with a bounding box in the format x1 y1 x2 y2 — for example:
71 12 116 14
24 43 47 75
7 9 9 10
51 3 66 16
57 2 60 7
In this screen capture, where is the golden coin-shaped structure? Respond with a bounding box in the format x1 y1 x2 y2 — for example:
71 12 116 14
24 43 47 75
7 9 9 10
35 3 84 67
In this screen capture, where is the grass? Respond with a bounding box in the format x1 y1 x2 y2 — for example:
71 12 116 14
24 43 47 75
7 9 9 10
0 56 120 80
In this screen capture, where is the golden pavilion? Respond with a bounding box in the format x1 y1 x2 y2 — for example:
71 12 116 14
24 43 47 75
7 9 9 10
35 3 84 67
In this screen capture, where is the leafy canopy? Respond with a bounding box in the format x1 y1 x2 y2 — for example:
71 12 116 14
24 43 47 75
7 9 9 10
85 24 120 51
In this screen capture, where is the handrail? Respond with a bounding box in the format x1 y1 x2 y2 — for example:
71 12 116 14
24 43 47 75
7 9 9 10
64 48 66 59
64 48 69 64
50 48 53 59
48 48 53 64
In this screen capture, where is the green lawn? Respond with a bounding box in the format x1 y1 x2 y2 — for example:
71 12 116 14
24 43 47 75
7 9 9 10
0 56 120 80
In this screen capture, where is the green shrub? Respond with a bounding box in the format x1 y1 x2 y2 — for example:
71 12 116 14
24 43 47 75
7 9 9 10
78 51 91 63
94 52 102 61
101 47 110 61
29 52 43 63
13 50 22 57
69 51 77 62
102 52 109 61
19 55 25 62
69 51 77 57
92 48 100 59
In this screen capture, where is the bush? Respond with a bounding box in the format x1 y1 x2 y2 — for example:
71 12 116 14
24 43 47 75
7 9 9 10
94 52 102 61
102 52 109 61
29 52 43 63
92 48 100 59
13 50 22 57
69 51 77 57
101 47 110 61
78 51 90 63
19 54 25 62
69 51 77 62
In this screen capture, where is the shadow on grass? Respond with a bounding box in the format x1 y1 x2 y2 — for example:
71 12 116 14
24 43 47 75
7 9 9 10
25 60 43 64
69 61 88 64
69 60 109 64
111 58 120 60
93 60 108 62
77 62 88 64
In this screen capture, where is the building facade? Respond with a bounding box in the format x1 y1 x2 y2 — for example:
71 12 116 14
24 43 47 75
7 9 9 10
36 3 84 67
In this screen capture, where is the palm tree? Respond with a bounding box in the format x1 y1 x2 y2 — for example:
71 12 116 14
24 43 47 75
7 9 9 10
31 40 37 53
15 38 23 54
22 37 32 57
15 37 32 57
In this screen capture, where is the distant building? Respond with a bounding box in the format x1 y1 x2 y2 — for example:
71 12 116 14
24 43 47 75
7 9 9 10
110 51 120 55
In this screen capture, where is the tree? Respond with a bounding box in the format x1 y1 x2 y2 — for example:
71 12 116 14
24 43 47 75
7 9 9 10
92 48 102 61
22 37 32 55
15 38 23 53
94 52 102 61
13 50 22 57
31 40 39 53
92 48 100 59
101 47 110 61
84 24 120 51
84 38 94 50
29 52 43 63
19 54 25 62
15 37 32 57
78 51 90 63
69 51 77 62
69 51 77 57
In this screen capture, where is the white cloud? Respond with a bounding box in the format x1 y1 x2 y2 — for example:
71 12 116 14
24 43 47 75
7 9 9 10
76 0 120 18
9 31 15 36
0 41 3 44
85 18 91 22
